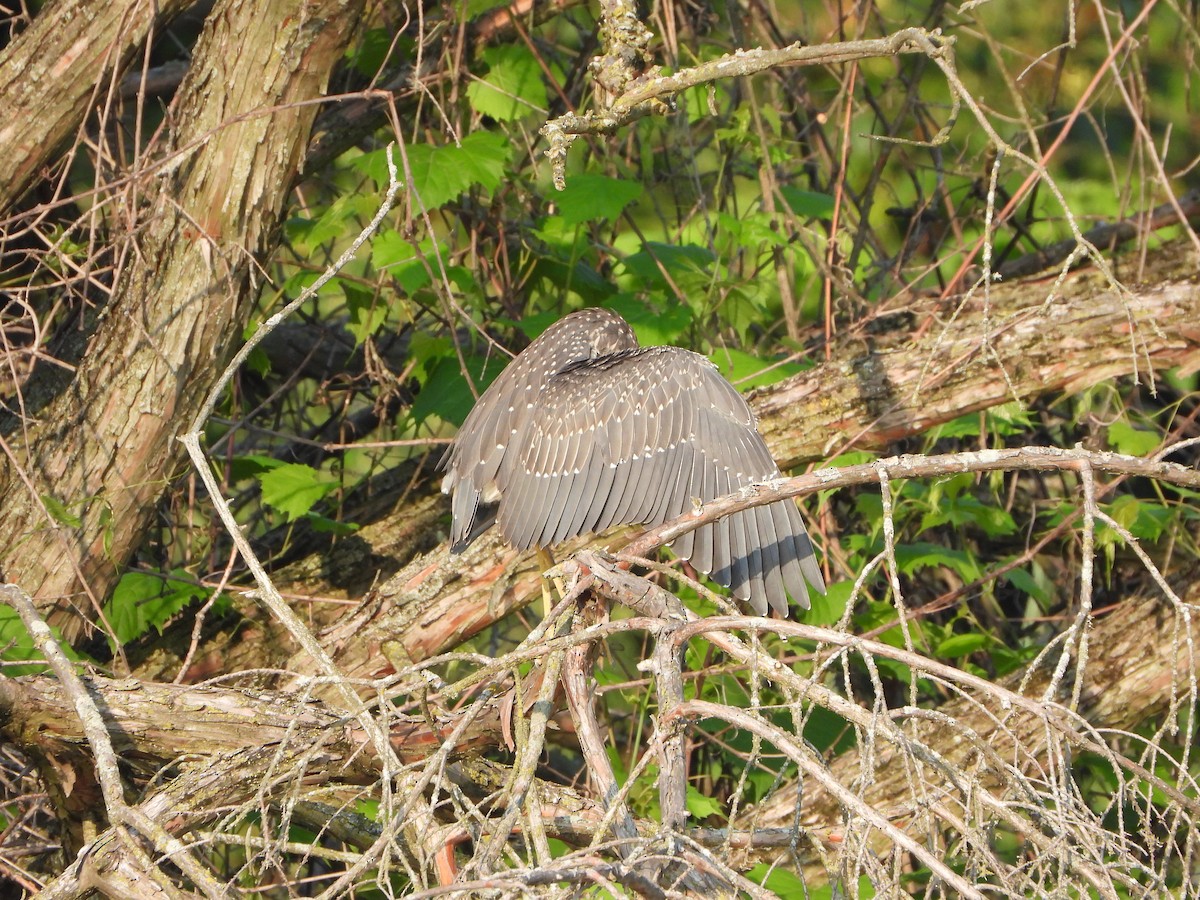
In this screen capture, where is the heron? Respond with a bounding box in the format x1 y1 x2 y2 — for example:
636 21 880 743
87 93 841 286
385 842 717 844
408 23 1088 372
439 307 825 616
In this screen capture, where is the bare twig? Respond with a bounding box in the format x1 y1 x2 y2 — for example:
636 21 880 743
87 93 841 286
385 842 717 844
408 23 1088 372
0 585 226 899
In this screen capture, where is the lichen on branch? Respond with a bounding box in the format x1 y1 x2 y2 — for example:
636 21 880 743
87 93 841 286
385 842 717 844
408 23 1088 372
542 26 952 189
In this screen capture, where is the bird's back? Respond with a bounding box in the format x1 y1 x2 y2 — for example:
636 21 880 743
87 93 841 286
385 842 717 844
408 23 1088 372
439 308 638 549
440 307 825 615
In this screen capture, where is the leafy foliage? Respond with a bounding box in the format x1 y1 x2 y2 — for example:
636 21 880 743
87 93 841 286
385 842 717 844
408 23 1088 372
1 0 1197 894
103 570 217 646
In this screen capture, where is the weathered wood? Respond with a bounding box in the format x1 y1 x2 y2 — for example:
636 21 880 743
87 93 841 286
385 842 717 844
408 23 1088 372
0 0 366 639
755 240 1200 468
0 0 197 213
738 578 1200 867
3 570 1194 889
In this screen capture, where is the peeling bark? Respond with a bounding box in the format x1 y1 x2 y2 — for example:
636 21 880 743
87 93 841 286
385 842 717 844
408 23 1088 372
0 0 367 639
0 0 198 213
755 241 1200 468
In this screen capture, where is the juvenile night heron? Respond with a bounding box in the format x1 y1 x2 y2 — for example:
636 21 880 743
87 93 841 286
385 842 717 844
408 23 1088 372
439 307 825 616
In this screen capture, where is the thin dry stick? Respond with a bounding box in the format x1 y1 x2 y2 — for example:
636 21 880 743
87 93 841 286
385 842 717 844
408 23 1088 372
623 445 1200 560
670 699 984 899
473 639 568 871
1 585 227 900
673 613 1200 820
649 617 688 838
562 600 640 854
541 28 951 188
177 147 437 896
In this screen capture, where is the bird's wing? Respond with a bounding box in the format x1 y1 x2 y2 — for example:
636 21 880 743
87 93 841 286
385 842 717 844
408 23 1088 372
439 309 636 550
496 346 824 615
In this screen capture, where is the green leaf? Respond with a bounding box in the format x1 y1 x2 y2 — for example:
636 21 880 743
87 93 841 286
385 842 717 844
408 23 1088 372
41 495 81 529
895 543 979 580
510 309 562 341
352 133 510 207
805 578 850 627
853 492 884 527
526 258 616 303
279 268 321 300
709 346 804 390
227 453 286 481
406 132 511 210
719 286 772 344
0 606 40 674
245 345 271 377
715 210 788 249
356 798 380 822
307 514 360 536
619 242 715 288
0 605 87 675
409 353 505 427
685 786 723 820
553 175 643 226
106 571 157 641
347 27 403 78
370 228 416 270
802 705 855 755
466 46 548 121
744 863 848 899
1004 565 1052 604
928 412 981 440
349 147 400 193
987 400 1034 430
936 632 990 658
285 195 358 253
1105 495 1170 542
1107 420 1160 457
462 0 509 19
919 495 1017 537
607 296 692 346
779 186 836 219
344 282 387 344
828 450 878 468
371 234 447 294
104 570 208 644
258 464 339 520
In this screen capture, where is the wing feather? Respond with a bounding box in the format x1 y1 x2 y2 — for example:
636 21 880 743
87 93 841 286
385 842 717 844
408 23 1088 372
618 451 654 525
753 502 786 616
790 503 826 601
505 414 564 548
652 438 689 526
534 471 570 548
649 388 685 524
441 308 637 547
705 460 744 595
592 461 621 532
671 440 704 562
585 459 620 535
453 329 823 615
551 443 597 545
687 409 721 575
610 406 655 525
638 417 675 524
605 453 641 527
770 499 810 610
531 417 583 545
541 421 591 546
496 448 535 549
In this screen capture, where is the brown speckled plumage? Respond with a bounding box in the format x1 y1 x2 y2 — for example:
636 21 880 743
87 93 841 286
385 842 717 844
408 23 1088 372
439 308 824 616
